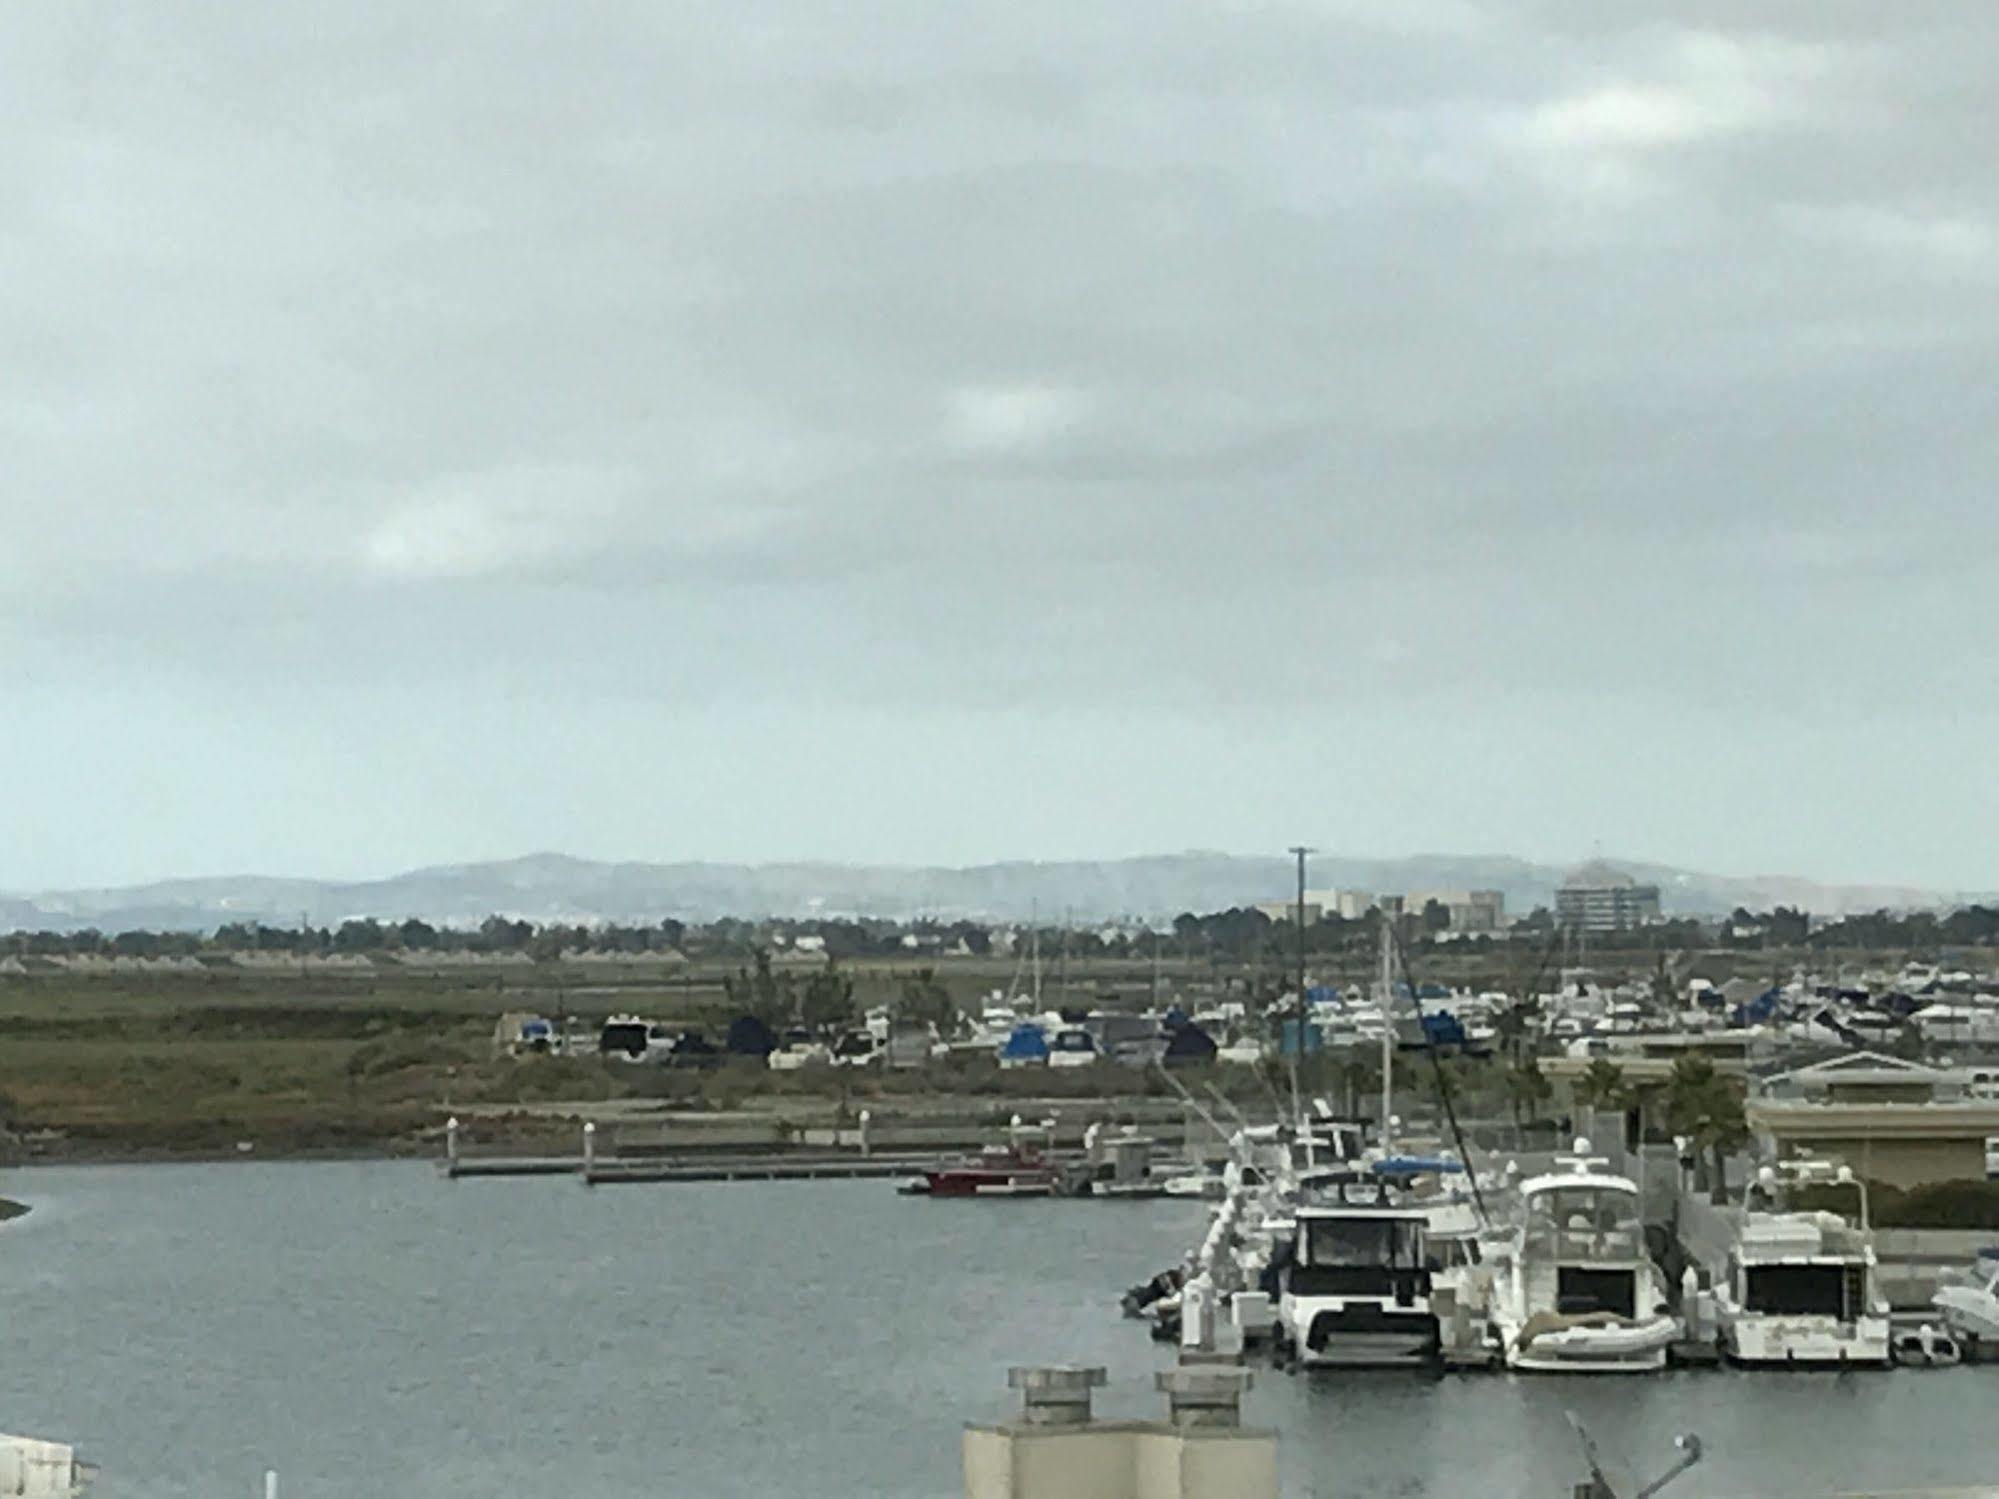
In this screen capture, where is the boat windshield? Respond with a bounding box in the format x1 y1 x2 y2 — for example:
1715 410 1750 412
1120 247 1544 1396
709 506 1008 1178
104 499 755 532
1302 1217 1425 1269
1744 1264 1863 1318
1526 1185 1642 1261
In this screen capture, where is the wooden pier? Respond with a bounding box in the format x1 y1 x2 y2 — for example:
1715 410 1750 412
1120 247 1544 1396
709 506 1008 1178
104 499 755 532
442 1149 932 1184
440 1116 947 1184
444 1156 584 1179
583 1155 930 1185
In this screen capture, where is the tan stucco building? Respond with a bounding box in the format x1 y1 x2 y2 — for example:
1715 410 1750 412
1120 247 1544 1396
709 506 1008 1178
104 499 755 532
1747 1051 1999 1190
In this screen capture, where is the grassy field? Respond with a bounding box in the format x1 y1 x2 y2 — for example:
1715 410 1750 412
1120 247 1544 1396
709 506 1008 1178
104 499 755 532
0 943 1813 1160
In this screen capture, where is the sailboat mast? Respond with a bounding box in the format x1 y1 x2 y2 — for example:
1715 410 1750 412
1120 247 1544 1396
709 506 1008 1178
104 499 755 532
1030 903 1041 1008
1059 911 1069 1006
1379 908 1394 1154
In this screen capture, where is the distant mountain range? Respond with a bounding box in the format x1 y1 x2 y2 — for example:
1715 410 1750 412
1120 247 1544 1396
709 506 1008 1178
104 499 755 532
0 852 1972 933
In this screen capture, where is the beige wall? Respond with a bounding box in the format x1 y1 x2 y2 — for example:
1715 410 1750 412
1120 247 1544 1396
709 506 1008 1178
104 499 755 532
1823 1082 1934 1105
1786 1134 1984 1191
965 1424 1277 1499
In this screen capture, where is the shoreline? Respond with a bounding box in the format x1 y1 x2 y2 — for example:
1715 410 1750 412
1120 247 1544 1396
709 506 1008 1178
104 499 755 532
5 1143 426 1169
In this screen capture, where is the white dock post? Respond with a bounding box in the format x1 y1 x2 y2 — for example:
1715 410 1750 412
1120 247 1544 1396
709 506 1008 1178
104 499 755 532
858 1109 872 1157
1180 1272 1214 1354
264 1469 278 1499
445 1115 460 1172
583 1119 597 1177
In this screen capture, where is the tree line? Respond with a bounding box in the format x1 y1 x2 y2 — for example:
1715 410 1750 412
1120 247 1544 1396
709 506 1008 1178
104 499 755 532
6 901 1996 965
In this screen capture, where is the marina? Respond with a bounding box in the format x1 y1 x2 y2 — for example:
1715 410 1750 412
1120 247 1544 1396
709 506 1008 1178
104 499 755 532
4 1162 1999 1498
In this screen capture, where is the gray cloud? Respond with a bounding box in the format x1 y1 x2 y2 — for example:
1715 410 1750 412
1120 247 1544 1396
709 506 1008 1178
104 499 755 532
3 1 1996 888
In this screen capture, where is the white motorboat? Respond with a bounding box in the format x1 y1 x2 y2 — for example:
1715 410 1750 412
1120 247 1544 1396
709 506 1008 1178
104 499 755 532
766 1028 832 1070
1486 1140 1678 1372
1273 1174 1440 1367
1713 1163 1890 1366
1160 1159 1270 1200
1932 1247 1999 1345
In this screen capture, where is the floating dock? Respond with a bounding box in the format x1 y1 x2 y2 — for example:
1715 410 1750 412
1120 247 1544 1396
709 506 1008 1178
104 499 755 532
444 1157 584 1179
583 1155 930 1185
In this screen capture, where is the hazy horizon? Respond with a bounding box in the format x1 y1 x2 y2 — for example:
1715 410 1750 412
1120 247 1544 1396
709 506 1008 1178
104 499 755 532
7 3 1996 893
4 844 1974 904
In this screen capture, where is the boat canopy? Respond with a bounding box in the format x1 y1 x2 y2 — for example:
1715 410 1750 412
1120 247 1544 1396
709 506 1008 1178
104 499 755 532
726 1014 777 1056
1162 1022 1218 1065
1373 1155 1465 1177
999 1024 1050 1062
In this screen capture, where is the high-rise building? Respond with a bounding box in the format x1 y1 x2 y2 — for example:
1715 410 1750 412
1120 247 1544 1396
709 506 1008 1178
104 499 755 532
1556 862 1661 932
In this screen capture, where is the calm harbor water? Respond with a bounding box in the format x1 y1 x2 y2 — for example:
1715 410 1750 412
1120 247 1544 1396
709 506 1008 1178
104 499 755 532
0 1162 1993 1498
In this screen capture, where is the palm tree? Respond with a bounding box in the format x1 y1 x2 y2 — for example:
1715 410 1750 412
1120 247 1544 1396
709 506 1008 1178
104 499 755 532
1575 1058 1629 1113
1663 1054 1749 1204
1335 1052 1381 1121
1504 1056 1553 1130
1493 1000 1537 1068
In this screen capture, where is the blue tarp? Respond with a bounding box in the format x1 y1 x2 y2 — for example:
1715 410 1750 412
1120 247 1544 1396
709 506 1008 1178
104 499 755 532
725 1014 777 1056
1420 1011 1468 1047
1372 1155 1465 1176
1162 1022 1218 1065
1730 986 1781 1027
999 1023 1050 1062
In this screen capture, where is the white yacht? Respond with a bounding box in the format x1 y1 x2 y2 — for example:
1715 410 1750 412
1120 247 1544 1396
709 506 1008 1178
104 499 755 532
1933 1248 1999 1346
1273 1174 1438 1367
1713 1163 1890 1366
1486 1140 1678 1372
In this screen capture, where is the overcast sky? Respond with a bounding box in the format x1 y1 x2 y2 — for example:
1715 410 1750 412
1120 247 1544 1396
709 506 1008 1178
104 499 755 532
4 1 1996 893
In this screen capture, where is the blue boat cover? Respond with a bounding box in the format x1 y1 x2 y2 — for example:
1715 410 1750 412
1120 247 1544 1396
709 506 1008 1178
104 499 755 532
1000 1023 1050 1061
1372 1155 1465 1176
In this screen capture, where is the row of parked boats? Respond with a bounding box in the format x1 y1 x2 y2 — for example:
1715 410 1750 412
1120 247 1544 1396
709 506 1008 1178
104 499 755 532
1119 1111 1999 1373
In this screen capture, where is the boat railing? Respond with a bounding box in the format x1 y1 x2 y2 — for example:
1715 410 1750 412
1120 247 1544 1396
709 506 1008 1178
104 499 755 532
1528 1225 1644 1263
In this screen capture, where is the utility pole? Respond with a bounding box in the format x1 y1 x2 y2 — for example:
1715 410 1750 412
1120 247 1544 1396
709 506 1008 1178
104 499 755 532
1287 845 1313 1127
1288 846 1313 1007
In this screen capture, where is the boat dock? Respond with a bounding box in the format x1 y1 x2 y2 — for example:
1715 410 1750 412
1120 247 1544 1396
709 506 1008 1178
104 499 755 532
445 1156 584 1179
441 1118 937 1184
439 1106 1205 1189
583 1154 930 1185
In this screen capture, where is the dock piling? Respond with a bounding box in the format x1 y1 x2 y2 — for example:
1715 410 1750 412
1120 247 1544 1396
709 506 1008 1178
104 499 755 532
1156 1367 1252 1429
1008 1366 1106 1425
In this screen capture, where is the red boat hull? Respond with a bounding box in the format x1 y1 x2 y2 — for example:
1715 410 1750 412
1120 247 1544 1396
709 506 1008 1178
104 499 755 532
920 1169 1056 1197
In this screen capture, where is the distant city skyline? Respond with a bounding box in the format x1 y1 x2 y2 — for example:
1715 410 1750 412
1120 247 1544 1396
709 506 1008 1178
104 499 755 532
0 849 1976 938
6 3 1996 893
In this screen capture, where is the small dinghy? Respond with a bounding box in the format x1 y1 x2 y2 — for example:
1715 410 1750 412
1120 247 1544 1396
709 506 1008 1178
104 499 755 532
1891 1322 1962 1368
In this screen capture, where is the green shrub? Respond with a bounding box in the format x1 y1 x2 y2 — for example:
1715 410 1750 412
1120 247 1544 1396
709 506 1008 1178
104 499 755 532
1793 1177 1999 1229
